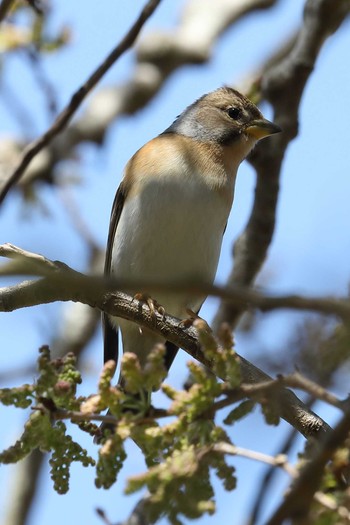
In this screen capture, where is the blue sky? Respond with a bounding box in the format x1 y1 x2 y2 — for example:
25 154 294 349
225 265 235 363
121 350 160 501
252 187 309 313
1 1 350 524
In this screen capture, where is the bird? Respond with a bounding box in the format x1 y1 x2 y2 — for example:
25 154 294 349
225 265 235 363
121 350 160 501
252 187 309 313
103 86 280 403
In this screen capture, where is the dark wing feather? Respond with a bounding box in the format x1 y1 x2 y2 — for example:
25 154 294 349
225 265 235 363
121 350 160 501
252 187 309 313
164 341 179 371
103 177 208 373
103 183 127 365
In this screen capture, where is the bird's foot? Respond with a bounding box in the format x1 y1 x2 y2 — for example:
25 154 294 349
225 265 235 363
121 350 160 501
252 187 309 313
132 293 165 323
179 308 211 331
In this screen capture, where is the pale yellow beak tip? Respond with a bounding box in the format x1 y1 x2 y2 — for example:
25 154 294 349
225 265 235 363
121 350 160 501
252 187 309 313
245 119 281 140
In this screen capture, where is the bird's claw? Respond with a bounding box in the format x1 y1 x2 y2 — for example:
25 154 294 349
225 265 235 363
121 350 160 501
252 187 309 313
132 293 165 323
178 308 210 330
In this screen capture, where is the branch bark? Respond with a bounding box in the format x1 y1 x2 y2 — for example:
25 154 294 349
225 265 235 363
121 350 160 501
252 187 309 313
213 0 350 330
2 248 103 525
0 0 14 23
267 412 350 524
0 0 279 195
2 244 350 321
0 245 337 439
0 0 162 205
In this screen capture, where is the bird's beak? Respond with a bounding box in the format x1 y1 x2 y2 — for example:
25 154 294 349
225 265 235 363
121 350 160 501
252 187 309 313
245 119 281 140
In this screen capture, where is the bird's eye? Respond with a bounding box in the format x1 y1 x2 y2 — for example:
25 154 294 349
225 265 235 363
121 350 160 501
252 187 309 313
227 107 241 120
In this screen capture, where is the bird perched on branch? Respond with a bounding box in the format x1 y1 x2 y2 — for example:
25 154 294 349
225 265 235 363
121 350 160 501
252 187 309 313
103 86 280 394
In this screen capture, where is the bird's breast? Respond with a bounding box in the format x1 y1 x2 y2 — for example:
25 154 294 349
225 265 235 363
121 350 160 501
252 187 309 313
111 168 233 316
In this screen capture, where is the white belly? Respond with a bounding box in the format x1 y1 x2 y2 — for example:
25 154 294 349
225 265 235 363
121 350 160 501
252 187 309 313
111 176 231 316
110 173 234 363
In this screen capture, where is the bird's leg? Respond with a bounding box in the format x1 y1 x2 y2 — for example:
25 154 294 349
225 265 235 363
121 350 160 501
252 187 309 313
178 308 211 331
132 293 166 322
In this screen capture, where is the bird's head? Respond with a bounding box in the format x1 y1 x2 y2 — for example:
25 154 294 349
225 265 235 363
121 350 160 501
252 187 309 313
166 86 281 161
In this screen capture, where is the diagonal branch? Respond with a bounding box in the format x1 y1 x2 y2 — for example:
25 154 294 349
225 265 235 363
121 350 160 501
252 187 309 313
0 245 337 439
0 0 14 23
2 247 103 525
267 411 350 524
0 0 162 206
213 0 350 330
0 0 279 195
3 450 44 525
1 244 350 321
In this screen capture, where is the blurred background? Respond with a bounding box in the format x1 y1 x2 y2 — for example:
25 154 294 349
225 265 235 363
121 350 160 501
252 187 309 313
0 1 350 524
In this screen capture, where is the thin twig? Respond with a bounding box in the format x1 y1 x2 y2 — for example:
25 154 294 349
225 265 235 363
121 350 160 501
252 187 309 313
225 373 345 412
212 371 345 420
215 441 350 521
96 508 114 525
0 0 282 193
0 0 162 206
267 412 350 524
0 0 14 23
38 407 169 425
248 426 299 525
213 0 350 330
26 49 58 118
57 187 100 252
32 370 345 432
25 0 44 15
0 243 60 275
212 442 297 478
278 372 344 410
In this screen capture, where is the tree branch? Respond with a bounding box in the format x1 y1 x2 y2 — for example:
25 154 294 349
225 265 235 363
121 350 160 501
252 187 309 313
213 0 350 330
212 442 296 478
2 247 103 525
0 0 14 23
1 243 350 321
0 245 337 439
3 450 44 525
0 0 279 195
267 411 350 524
0 0 162 206
249 426 299 525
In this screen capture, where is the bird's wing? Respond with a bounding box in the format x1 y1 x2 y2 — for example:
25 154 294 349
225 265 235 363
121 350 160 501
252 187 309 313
103 178 180 372
103 182 128 365
103 133 210 371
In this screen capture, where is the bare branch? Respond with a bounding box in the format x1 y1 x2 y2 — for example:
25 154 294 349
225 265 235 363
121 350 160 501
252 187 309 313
277 372 345 410
26 49 58 118
213 371 346 415
2 248 103 525
1 243 350 322
0 243 61 275
213 0 350 329
0 0 14 23
216 441 350 521
0 0 162 205
249 426 299 525
0 0 279 195
212 443 296 478
267 412 350 524
0 246 335 439
3 450 44 525
24 0 44 16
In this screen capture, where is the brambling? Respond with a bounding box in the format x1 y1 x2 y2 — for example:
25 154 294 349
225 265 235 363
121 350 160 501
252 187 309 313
103 86 280 389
